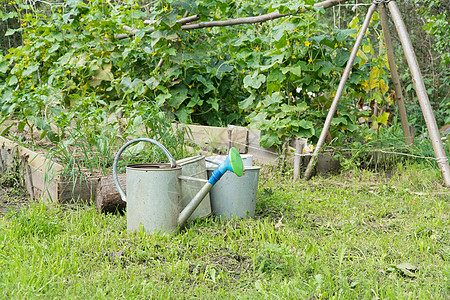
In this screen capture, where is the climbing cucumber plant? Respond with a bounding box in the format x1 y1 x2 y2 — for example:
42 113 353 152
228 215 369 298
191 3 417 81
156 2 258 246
0 0 389 155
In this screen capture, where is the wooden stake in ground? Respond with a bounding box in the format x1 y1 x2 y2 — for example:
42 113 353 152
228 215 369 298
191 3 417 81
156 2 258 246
388 0 450 187
293 138 306 180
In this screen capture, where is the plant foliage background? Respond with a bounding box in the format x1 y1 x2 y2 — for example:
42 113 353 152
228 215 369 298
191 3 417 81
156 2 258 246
0 0 448 172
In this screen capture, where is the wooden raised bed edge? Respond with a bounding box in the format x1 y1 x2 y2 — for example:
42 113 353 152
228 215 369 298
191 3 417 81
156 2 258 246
0 135 99 204
1 122 337 206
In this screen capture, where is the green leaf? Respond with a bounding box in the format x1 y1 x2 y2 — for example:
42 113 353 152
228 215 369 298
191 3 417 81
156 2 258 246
136 29 146 40
1 11 18 21
334 28 356 42
67 0 80 8
155 92 171 107
262 93 283 106
150 30 164 47
332 116 348 126
297 126 315 138
298 119 314 129
48 43 60 54
216 63 234 79
335 50 351 67
89 63 113 87
0 61 10 73
280 64 301 77
207 98 219 111
240 94 255 110
187 95 203 107
169 85 188 109
267 69 285 82
0 122 15 136
27 116 51 131
193 75 215 94
46 131 60 143
346 124 359 132
58 53 72 65
392 262 418 278
39 130 49 141
145 77 159 90
8 75 18 86
17 120 26 132
161 11 179 27
174 106 190 123
23 64 39 77
373 91 383 104
377 111 390 126
260 132 279 148
243 74 266 89
172 0 197 13
120 77 132 90
5 27 22 36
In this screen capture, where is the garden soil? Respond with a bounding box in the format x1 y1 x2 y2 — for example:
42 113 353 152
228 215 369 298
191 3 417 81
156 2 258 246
0 186 29 218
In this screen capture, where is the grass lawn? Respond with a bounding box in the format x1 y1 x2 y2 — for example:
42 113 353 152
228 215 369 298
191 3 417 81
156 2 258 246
1 163 449 299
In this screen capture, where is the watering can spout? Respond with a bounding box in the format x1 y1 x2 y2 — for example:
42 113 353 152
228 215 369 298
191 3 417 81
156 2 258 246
177 147 244 228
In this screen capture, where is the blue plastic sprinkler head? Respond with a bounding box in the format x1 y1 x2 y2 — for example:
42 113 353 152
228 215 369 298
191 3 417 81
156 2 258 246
207 147 244 185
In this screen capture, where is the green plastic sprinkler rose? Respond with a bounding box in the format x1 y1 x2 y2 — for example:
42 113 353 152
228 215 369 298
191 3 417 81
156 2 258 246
207 147 244 185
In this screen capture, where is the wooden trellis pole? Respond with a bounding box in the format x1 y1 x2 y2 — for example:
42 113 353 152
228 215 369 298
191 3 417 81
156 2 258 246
304 3 378 179
387 0 450 186
304 0 450 187
379 4 412 145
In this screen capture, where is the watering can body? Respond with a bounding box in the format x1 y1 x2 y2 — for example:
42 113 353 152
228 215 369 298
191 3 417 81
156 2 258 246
113 138 244 234
125 163 182 234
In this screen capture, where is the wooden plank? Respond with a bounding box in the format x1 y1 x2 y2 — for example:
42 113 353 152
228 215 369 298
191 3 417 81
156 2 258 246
27 165 59 203
247 129 279 164
0 135 63 181
26 165 99 204
0 147 16 173
0 135 100 203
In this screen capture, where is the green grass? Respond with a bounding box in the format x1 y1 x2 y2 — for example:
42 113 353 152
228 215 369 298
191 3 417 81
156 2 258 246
1 163 449 299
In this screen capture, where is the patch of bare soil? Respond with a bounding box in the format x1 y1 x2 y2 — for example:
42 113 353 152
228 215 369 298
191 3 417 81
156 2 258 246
0 187 30 218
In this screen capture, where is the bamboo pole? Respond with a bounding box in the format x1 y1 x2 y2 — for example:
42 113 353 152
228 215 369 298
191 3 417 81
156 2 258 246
304 3 377 180
388 1 450 187
379 4 412 145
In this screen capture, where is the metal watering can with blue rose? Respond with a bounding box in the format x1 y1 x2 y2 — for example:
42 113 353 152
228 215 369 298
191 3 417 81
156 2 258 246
112 138 244 234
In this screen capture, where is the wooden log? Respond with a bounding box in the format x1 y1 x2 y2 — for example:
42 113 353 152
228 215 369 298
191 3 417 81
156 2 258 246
96 173 126 214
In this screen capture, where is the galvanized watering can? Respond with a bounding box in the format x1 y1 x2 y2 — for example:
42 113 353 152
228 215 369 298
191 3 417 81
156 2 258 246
112 138 244 234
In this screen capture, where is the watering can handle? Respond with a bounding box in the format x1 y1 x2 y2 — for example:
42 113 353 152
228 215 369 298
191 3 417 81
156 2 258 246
112 138 177 202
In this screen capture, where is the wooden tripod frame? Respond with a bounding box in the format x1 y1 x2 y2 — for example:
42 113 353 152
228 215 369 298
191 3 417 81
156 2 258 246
304 0 450 187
